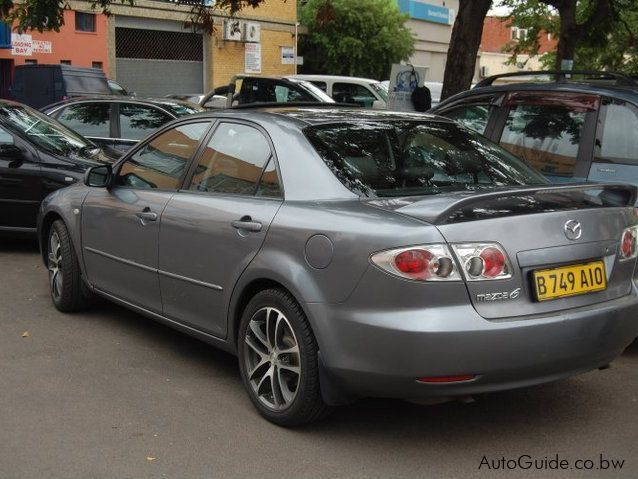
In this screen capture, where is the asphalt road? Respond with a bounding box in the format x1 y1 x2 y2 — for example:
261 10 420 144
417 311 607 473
1 237 637 479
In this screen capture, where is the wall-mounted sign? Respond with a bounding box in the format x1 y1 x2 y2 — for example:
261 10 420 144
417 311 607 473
11 33 52 56
245 42 261 73
397 0 453 25
281 46 295 65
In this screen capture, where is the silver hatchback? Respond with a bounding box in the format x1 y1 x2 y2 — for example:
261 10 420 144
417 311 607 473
38 108 638 426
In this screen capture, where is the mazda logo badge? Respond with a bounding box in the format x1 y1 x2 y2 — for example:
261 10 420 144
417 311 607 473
564 220 582 240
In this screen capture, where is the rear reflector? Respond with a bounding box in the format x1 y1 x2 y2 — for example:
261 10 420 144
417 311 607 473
417 375 476 383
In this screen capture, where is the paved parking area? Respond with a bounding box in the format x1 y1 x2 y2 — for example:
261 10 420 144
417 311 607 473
1 238 637 479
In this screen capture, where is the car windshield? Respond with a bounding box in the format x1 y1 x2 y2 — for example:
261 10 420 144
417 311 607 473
370 82 389 102
305 120 548 198
289 80 336 103
0 103 94 156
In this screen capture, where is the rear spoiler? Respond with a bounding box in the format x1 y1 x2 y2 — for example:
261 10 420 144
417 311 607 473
397 183 637 225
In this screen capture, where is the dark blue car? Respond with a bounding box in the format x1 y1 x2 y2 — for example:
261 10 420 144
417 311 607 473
431 71 638 186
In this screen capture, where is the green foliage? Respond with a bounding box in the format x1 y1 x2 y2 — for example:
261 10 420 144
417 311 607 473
499 0 638 74
0 0 269 33
299 0 414 79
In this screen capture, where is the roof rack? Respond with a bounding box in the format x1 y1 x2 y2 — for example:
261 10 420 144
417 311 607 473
230 101 361 110
474 70 638 88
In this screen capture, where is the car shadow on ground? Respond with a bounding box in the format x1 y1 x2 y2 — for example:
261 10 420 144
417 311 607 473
84 298 632 437
5 236 636 434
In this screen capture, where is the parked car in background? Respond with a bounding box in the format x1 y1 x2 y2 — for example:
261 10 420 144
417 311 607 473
292 75 388 109
431 71 638 186
11 65 112 109
108 79 131 96
43 97 203 156
0 99 112 233
201 76 335 109
38 106 638 427
380 80 443 107
165 93 205 105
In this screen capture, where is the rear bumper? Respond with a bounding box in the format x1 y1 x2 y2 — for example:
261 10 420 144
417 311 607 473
306 287 638 403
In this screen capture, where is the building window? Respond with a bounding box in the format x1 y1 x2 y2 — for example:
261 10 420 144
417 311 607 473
92 61 103 69
511 27 528 41
24 59 37 65
75 12 96 33
60 60 71 65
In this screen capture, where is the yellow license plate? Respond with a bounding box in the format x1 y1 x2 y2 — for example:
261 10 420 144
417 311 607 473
533 261 607 302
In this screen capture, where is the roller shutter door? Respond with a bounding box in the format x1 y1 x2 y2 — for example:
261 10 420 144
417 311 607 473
115 27 203 97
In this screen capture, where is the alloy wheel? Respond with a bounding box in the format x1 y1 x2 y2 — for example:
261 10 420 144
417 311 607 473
48 231 63 301
243 307 301 411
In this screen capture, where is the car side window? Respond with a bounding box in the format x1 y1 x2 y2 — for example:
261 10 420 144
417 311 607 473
0 125 14 144
332 83 377 107
119 103 172 141
56 103 111 138
189 122 281 197
116 122 210 190
442 105 493 135
499 104 587 178
595 99 638 164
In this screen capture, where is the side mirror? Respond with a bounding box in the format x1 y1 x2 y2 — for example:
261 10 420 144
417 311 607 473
0 144 24 162
84 164 113 188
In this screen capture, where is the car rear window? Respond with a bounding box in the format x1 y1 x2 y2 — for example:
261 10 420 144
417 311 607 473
304 120 548 198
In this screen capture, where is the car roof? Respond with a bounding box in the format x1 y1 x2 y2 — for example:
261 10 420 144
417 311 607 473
291 75 381 84
41 96 202 112
184 106 451 128
438 81 638 109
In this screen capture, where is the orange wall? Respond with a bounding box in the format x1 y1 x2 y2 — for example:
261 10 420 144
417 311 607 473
0 9 109 71
481 16 556 54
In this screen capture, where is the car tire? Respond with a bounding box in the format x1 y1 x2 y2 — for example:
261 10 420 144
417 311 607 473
238 288 331 427
47 220 93 313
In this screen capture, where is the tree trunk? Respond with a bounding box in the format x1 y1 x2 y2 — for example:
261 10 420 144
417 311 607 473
440 0 492 101
554 1 578 70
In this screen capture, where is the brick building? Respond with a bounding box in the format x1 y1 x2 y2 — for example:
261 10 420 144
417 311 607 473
478 16 557 79
0 0 298 98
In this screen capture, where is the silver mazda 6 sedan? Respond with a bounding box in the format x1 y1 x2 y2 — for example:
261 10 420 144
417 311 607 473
38 107 638 426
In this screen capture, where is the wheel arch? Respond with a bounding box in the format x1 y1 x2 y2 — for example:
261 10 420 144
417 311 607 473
39 211 64 266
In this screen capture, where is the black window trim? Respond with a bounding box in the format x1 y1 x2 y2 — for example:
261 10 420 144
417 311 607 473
112 119 215 192
180 119 285 200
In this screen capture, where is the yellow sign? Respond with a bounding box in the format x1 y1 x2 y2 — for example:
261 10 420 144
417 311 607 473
533 261 607 301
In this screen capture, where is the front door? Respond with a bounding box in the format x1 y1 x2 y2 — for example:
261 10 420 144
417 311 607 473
158 121 283 337
81 121 211 312
0 125 41 231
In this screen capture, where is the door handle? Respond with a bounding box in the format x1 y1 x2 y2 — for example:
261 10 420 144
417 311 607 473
135 209 158 222
231 216 262 232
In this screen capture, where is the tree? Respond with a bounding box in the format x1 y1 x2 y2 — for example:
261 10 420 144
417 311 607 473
502 0 638 70
440 0 492 101
298 0 414 80
0 0 268 34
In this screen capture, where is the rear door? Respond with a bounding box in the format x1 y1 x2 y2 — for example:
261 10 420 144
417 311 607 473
588 97 638 187
115 102 173 155
158 121 283 337
81 121 211 312
492 91 599 183
0 125 41 230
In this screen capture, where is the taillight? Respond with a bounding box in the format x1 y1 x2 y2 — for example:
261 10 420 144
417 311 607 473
620 226 638 260
371 244 461 281
452 243 512 281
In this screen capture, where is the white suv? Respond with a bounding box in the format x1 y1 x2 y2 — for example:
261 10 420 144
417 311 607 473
291 75 388 109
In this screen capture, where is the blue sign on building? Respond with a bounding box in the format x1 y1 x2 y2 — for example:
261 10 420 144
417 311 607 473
0 22 11 49
398 0 451 25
